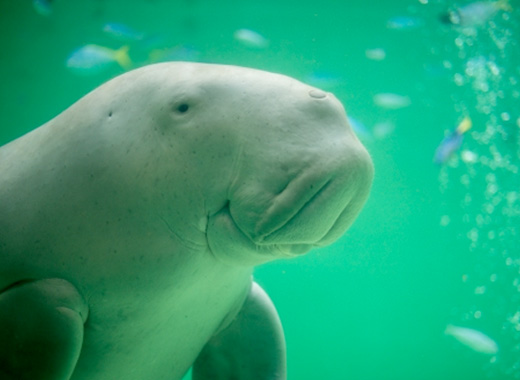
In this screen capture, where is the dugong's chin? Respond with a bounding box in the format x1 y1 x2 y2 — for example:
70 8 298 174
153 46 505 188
207 206 316 267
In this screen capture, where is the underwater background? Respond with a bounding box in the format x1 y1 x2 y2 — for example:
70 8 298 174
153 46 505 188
1 0 519 379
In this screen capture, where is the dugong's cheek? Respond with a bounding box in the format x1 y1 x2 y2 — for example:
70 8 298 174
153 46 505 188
206 206 256 260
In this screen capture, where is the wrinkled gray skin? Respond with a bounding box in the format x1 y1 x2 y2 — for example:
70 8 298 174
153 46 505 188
0 62 373 380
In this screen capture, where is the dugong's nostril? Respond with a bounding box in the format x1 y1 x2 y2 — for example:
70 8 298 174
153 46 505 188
308 89 327 99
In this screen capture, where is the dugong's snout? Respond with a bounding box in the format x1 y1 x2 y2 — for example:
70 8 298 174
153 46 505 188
223 90 373 261
250 130 373 250
205 73 373 265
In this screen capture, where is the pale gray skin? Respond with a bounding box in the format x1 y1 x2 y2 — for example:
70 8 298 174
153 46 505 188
0 62 373 380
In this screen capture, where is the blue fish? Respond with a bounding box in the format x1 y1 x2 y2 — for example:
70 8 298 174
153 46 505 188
103 23 146 42
303 72 342 89
434 117 472 164
234 29 269 49
66 45 132 75
373 93 411 109
386 16 423 30
33 0 52 16
347 116 372 141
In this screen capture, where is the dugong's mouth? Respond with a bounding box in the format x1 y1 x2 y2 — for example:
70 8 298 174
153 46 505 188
206 202 319 266
206 162 367 265
248 172 335 246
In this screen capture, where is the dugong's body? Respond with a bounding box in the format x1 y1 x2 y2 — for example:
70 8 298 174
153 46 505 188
0 62 373 380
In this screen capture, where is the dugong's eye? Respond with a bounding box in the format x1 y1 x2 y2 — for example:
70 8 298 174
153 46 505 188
176 103 190 113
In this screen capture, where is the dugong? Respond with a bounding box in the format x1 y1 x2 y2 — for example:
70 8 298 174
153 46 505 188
0 62 373 380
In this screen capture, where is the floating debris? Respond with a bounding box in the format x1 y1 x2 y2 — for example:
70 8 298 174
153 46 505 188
445 324 499 354
434 117 472 165
373 93 411 109
66 45 132 75
234 29 269 49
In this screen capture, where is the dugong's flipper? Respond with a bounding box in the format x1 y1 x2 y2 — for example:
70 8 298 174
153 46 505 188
192 282 286 380
0 278 88 380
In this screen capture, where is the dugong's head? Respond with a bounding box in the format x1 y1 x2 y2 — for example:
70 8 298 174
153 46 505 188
79 62 373 266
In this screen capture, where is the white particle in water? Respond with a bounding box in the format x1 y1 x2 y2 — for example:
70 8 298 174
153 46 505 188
506 192 518 204
461 150 478 163
475 286 487 294
468 228 479 242
488 61 500 76
454 73 465 86
477 82 490 92
501 112 511 121
486 173 496 183
486 183 498 196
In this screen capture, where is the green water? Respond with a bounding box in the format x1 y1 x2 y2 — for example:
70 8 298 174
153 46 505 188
1 0 519 379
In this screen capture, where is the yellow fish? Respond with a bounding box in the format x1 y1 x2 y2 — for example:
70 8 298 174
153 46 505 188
66 45 132 75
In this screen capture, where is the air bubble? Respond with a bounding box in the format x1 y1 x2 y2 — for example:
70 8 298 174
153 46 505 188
461 150 478 163
468 228 479 242
454 73 465 86
475 286 487 294
501 112 511 121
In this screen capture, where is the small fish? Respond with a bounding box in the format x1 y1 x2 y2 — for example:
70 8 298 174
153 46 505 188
234 29 269 49
386 16 423 30
103 23 146 42
66 45 132 75
434 117 472 164
348 116 372 141
373 93 411 109
33 0 52 16
373 121 395 139
440 0 511 26
148 45 200 63
445 324 498 354
303 72 342 89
